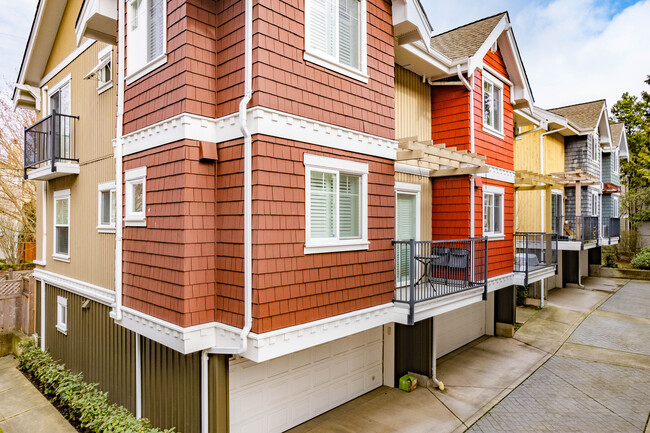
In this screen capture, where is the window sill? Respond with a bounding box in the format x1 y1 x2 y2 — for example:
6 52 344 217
124 219 146 227
52 254 70 263
97 81 113 95
304 241 370 255
482 125 505 140
56 324 68 335
485 234 505 241
304 51 369 84
97 225 116 233
125 54 167 85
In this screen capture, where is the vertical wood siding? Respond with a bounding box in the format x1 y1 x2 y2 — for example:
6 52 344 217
141 337 202 433
395 172 432 241
395 66 431 142
43 0 84 76
209 355 229 433
44 284 136 412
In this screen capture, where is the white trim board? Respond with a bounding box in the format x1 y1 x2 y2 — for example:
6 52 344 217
478 165 515 184
121 107 398 160
487 272 514 293
41 39 95 87
33 268 116 306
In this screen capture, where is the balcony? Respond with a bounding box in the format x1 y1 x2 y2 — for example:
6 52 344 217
24 110 79 181
556 215 599 250
601 217 621 245
393 238 488 325
513 233 558 286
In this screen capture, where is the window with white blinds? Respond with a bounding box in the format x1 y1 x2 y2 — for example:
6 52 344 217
483 74 503 133
127 0 166 82
305 154 368 254
305 0 367 82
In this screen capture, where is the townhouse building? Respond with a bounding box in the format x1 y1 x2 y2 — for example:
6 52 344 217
14 1 609 433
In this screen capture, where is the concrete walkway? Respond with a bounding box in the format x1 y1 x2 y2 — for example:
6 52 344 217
0 355 76 433
289 277 631 433
468 278 650 433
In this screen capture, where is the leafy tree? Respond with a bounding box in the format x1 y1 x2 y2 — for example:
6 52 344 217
611 75 650 221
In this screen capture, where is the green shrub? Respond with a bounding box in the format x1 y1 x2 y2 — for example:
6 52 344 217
17 340 176 433
516 285 528 305
602 249 618 268
631 248 650 269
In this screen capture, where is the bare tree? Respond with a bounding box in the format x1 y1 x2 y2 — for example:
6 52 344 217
0 85 36 265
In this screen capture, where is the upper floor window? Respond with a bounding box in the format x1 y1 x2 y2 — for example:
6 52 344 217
125 167 146 226
85 46 113 94
127 0 166 83
98 181 116 233
483 74 503 135
304 0 368 83
613 150 619 173
304 154 368 253
483 185 504 238
53 189 70 261
592 132 599 162
613 196 619 218
591 192 598 216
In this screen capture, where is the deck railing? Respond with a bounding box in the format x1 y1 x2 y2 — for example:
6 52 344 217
393 238 488 325
602 217 620 241
513 232 558 286
24 110 78 177
556 215 600 245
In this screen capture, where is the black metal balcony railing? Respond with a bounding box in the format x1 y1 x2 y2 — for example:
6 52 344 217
602 217 621 241
556 215 599 245
513 232 558 286
393 238 488 325
24 110 78 177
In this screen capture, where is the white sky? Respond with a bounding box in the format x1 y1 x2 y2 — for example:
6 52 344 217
1 0 648 111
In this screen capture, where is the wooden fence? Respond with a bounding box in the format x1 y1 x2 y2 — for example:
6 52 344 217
0 272 35 334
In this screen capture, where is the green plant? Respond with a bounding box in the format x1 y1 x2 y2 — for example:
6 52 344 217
516 285 528 305
618 228 640 258
17 340 176 433
602 248 618 268
631 246 650 269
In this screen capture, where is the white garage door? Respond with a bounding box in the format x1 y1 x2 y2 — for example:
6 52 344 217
436 301 485 358
229 327 383 433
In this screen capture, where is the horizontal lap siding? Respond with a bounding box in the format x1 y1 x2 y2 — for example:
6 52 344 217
252 0 395 139
431 86 470 149
124 0 218 133
432 176 471 239
480 179 514 278
251 135 394 333
123 140 218 327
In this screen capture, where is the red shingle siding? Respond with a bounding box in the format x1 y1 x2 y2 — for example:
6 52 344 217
480 179 514 278
216 0 245 117
251 135 394 333
252 0 395 140
123 0 219 134
122 140 218 327
473 50 514 171
431 86 470 149
432 176 471 239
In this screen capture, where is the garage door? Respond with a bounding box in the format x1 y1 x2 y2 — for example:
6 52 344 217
436 301 485 358
229 327 383 433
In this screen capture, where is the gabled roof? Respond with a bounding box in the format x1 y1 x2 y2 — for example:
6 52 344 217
430 12 506 61
610 122 624 148
548 100 606 131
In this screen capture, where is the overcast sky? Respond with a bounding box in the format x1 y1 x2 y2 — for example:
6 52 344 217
1 0 648 112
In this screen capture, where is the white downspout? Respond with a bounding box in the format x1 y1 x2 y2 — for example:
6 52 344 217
201 350 209 433
40 182 47 266
112 0 126 321
40 279 45 350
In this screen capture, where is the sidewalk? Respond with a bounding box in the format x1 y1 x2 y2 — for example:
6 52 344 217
289 277 627 433
0 355 76 433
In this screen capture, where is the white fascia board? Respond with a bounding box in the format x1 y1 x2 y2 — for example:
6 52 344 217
597 107 612 144
487 272 514 292
477 165 516 184
395 162 431 177
33 268 116 306
408 287 484 324
122 107 398 160
392 0 433 51
397 41 454 77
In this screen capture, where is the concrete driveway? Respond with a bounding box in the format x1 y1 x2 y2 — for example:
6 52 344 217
288 277 635 433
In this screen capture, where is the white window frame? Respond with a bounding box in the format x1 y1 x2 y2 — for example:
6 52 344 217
53 189 71 262
97 180 117 233
304 0 369 83
482 72 504 138
125 166 147 226
96 45 113 94
304 154 368 254
395 182 421 241
612 195 620 218
592 132 599 162
56 295 68 335
126 0 167 84
591 191 599 217
47 74 72 115
613 150 619 174
483 185 505 239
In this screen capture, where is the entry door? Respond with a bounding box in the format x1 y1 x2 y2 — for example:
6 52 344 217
49 82 71 159
551 193 562 234
396 193 417 282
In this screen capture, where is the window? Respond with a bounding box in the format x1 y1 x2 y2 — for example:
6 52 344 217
98 181 117 232
483 185 504 237
53 189 70 261
304 154 368 253
591 192 598 217
483 74 503 134
56 296 68 334
613 150 619 173
85 46 113 94
613 196 619 218
127 0 166 83
304 0 368 82
49 76 73 160
592 133 599 162
125 166 146 226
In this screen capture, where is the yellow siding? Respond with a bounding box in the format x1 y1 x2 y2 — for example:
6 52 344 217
544 132 565 175
44 0 84 76
395 172 432 241
515 190 542 232
514 125 541 173
395 66 431 142
35 39 116 290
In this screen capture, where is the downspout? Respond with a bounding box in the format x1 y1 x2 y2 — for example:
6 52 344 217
113 0 126 321
466 62 475 238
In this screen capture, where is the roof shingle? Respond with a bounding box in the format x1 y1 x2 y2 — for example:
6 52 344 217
610 122 624 147
548 100 606 131
430 12 506 61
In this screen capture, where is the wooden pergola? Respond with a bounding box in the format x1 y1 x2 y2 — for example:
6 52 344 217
550 169 599 186
514 170 558 191
396 137 488 177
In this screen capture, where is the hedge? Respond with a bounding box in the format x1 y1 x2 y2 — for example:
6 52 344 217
17 340 176 433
